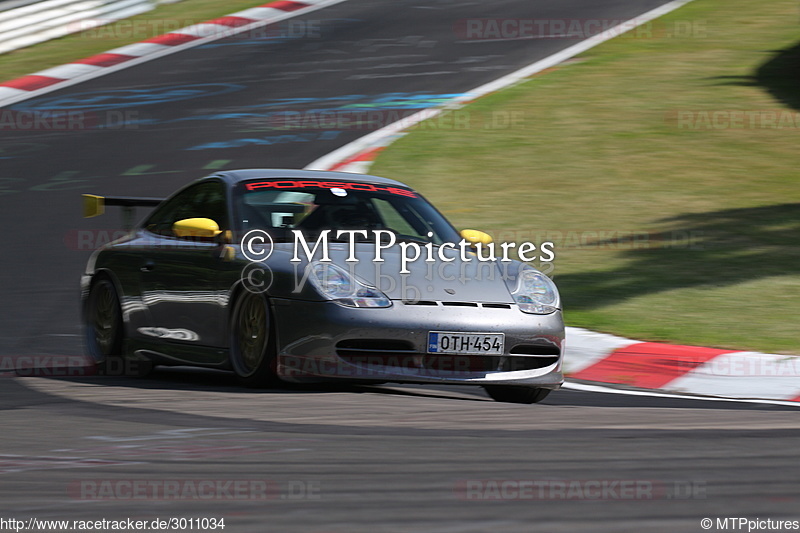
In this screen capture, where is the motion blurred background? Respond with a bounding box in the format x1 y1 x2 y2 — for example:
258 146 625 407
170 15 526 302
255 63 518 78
1 1 799 531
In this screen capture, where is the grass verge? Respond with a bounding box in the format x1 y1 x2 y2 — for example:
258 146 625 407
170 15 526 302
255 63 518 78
0 0 271 83
371 0 800 354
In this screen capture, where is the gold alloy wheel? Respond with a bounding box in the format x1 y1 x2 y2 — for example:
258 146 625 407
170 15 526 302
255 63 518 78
92 281 119 355
235 293 268 374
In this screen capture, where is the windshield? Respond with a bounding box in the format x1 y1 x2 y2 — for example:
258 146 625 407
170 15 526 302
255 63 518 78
233 178 460 244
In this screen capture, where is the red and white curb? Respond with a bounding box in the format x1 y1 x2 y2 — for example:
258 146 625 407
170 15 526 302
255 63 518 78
564 327 800 402
0 0 348 109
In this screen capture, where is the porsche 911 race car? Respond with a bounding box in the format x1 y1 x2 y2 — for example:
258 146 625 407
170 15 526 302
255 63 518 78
81 169 564 403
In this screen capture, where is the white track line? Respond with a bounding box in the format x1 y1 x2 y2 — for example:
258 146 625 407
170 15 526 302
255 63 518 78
564 382 800 407
306 0 695 172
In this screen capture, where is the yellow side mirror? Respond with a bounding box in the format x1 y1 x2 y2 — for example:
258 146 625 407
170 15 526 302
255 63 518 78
173 218 221 238
460 229 493 245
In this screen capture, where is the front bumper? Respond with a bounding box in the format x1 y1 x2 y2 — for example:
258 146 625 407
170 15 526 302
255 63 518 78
271 298 564 388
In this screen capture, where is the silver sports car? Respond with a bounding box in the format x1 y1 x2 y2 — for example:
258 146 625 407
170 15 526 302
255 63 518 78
82 169 564 403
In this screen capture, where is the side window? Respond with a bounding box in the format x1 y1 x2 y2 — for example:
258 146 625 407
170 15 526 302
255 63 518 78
144 181 228 237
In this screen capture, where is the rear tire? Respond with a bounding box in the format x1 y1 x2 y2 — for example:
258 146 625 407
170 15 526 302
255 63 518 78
86 277 152 377
86 278 123 362
483 386 551 404
230 291 279 387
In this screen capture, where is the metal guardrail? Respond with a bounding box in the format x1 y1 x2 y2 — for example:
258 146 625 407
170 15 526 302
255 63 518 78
0 0 46 14
0 0 158 54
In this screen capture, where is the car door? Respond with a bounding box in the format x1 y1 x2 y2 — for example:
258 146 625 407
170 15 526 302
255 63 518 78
138 180 232 350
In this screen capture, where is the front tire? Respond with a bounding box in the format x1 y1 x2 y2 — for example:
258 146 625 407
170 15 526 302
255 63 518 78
229 291 279 387
483 386 551 404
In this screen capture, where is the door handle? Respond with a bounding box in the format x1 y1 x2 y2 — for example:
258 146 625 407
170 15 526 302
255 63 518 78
140 260 155 272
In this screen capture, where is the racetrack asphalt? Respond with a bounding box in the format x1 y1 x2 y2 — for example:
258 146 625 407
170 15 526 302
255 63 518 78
1 0 799 531
5 373 800 532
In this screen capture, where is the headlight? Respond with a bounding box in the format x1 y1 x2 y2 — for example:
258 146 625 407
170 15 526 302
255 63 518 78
511 269 559 315
308 262 391 308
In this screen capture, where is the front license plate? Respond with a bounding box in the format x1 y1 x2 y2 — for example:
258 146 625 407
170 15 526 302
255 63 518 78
427 331 505 355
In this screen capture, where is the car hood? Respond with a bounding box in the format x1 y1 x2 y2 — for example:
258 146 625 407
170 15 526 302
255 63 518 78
271 242 519 303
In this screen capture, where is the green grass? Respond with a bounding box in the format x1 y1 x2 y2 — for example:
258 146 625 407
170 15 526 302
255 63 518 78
0 0 270 83
372 0 800 354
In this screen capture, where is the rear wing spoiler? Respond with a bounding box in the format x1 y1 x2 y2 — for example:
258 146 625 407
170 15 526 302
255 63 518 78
83 194 163 230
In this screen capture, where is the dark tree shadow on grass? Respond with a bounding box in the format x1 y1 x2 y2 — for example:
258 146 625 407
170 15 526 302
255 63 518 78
555 203 800 311
565 44 800 310
710 41 800 110
757 41 800 110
